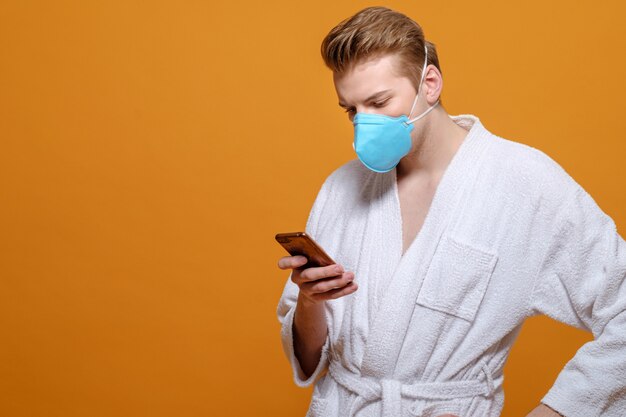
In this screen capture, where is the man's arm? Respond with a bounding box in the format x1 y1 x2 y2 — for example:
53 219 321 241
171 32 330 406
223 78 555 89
528 184 626 416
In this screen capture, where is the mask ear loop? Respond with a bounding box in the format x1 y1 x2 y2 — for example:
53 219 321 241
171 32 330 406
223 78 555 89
406 43 431 124
407 100 440 124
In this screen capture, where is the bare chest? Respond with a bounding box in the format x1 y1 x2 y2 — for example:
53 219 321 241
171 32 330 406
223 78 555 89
397 180 438 256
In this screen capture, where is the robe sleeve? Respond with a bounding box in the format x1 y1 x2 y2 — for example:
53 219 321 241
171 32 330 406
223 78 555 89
529 183 626 417
276 173 335 387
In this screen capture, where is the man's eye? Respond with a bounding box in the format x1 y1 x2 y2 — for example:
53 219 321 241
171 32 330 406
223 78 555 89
344 108 355 114
373 99 389 107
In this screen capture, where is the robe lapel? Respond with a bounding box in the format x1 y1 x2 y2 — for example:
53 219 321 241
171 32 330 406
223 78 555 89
359 114 493 377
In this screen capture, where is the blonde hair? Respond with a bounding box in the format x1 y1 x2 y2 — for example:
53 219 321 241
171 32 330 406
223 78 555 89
320 6 443 106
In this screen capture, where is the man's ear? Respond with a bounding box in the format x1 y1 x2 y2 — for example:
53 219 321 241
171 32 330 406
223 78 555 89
424 65 443 105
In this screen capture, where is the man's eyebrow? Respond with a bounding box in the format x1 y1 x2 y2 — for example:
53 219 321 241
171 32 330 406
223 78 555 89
338 89 392 107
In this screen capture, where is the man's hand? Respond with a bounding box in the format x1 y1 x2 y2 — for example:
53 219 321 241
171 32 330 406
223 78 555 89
526 403 564 417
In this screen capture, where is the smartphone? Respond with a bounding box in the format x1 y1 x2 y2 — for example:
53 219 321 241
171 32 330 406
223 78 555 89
275 232 336 268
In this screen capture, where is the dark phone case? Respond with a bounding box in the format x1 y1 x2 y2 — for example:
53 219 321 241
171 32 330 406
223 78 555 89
275 232 335 268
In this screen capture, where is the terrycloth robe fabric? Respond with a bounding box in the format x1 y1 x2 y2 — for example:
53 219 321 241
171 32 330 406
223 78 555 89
276 114 626 417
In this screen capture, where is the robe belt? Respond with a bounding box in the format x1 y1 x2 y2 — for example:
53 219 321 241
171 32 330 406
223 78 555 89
328 359 496 417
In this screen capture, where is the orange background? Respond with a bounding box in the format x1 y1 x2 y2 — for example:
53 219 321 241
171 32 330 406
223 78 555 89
1 1 624 416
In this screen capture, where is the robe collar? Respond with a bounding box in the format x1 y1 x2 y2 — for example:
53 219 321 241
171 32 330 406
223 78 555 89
359 113 495 376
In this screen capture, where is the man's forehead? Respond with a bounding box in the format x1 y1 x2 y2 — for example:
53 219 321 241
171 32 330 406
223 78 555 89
333 53 404 103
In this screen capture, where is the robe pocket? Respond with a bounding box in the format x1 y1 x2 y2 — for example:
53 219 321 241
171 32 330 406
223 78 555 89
416 235 498 322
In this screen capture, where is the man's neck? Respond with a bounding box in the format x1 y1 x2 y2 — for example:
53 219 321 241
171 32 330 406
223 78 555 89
396 107 469 182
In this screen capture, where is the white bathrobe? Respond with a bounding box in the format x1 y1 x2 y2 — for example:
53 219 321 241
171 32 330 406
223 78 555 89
276 114 626 417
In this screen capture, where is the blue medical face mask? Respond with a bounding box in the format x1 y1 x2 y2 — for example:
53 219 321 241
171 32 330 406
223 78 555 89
352 44 441 173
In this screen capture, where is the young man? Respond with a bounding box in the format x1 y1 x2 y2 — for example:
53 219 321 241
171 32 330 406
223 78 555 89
277 6 626 417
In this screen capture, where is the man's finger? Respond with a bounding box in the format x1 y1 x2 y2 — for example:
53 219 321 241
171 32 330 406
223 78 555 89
278 255 308 269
